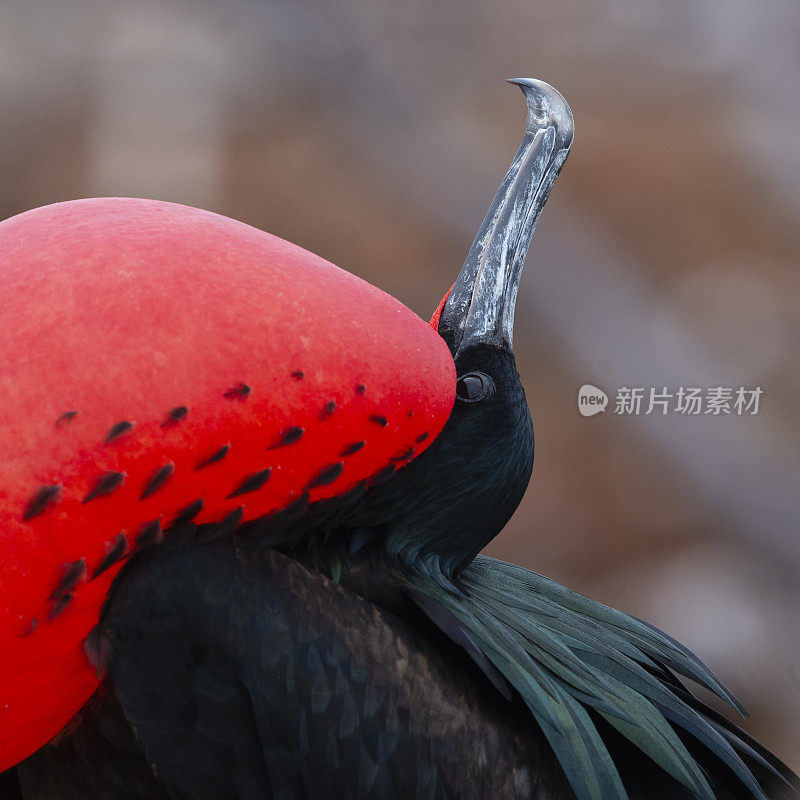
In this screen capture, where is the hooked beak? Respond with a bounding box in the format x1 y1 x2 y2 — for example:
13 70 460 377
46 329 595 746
438 79 573 357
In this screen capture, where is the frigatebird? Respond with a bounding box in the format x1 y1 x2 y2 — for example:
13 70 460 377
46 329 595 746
0 80 797 800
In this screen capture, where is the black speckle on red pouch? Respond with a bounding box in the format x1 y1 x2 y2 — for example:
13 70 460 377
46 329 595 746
196 444 231 470
49 593 74 620
272 426 304 448
105 421 134 443
48 559 86 601
22 484 62 521
140 463 175 500
339 441 366 457
305 462 344 489
391 447 414 462
83 472 125 504
91 532 129 579
136 519 164 548
162 406 188 427
174 498 204 525
227 468 272 498
223 383 251 399
56 410 78 427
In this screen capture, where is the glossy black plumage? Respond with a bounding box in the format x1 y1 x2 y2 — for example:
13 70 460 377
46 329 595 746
86 540 560 799
11 528 797 799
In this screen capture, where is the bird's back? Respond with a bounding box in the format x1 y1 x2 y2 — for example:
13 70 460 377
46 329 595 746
14 532 796 800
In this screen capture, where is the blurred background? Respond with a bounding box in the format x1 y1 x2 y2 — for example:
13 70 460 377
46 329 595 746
2 0 798 770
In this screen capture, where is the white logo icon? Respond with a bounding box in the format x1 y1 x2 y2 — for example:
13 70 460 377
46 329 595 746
578 384 608 416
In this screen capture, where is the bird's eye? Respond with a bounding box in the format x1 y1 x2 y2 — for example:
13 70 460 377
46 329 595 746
455 372 495 403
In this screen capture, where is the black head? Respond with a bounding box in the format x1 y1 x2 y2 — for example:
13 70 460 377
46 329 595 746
378 342 534 574
350 80 573 576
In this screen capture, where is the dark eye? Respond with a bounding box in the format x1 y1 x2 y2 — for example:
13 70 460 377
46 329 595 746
455 372 495 403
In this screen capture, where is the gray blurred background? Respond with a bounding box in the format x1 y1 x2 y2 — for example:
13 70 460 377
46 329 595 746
2 0 797 770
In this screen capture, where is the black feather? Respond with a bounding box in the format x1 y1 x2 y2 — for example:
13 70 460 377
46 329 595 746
227 469 271 498
196 444 230 470
49 559 87 600
173 498 203 525
136 519 163 549
161 406 188 427
272 427 304 448
83 472 125 503
92 533 129 579
305 463 344 489
140 463 174 499
105 421 134 443
223 383 251 399
22 484 61 520
339 441 365 457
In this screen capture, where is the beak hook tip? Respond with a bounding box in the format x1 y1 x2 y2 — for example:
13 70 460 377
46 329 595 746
507 78 574 145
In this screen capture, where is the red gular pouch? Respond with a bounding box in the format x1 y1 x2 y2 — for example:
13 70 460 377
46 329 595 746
0 197 456 771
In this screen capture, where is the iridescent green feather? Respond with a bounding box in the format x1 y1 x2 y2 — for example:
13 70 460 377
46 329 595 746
404 555 782 800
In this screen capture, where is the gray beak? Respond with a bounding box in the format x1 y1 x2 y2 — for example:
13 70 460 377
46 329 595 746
438 79 574 357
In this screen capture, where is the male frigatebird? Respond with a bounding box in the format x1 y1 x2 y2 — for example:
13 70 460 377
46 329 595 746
0 79 797 800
